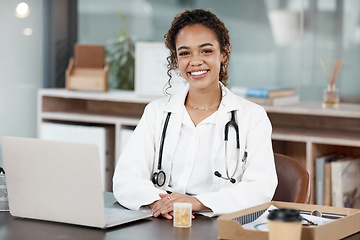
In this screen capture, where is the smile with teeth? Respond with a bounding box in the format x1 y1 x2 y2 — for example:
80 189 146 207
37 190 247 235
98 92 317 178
190 70 208 76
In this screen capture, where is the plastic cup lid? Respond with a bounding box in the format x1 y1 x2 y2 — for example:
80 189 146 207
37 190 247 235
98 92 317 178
268 208 302 222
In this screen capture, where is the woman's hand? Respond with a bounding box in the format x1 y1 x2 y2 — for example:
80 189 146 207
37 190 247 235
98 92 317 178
150 192 209 219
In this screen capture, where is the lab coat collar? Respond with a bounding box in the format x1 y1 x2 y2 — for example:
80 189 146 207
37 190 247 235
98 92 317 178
163 83 244 114
163 84 189 113
220 85 244 113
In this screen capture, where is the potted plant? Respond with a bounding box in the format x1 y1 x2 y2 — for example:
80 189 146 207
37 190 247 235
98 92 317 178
106 12 135 90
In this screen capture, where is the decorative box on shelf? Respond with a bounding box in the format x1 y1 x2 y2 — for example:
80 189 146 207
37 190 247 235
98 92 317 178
65 44 109 91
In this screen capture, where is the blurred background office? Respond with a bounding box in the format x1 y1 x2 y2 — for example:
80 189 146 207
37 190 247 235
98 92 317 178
1 0 360 166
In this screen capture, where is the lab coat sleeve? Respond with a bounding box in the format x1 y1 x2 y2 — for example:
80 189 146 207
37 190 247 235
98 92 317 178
195 106 278 216
113 102 167 210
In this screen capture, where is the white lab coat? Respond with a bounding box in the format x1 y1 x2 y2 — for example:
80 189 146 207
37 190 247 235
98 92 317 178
113 84 278 216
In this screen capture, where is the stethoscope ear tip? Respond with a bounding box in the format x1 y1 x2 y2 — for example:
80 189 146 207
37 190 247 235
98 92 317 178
214 171 221 177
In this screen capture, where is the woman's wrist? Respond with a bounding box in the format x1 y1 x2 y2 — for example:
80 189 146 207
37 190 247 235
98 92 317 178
193 197 210 212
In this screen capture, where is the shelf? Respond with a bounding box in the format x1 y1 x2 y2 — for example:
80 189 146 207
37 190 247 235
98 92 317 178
41 112 140 126
272 127 360 147
38 88 157 104
264 101 360 119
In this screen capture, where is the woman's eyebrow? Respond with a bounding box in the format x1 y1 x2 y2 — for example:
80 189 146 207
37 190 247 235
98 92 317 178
177 43 214 51
177 46 189 51
200 43 214 48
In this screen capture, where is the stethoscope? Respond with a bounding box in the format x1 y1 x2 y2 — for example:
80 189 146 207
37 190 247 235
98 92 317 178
151 110 247 187
151 112 171 187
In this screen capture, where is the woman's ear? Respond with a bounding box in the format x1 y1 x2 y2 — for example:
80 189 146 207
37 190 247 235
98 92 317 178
221 45 230 62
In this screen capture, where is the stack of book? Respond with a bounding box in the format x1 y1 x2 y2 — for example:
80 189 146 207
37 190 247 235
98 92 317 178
230 86 299 106
315 154 360 208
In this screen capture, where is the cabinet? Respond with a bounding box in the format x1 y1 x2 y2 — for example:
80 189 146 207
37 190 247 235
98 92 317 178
38 89 360 202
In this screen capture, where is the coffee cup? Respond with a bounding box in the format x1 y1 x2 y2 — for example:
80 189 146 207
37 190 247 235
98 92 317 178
268 208 302 240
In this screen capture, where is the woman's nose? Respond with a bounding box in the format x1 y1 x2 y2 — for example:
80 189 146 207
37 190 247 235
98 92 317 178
190 54 203 66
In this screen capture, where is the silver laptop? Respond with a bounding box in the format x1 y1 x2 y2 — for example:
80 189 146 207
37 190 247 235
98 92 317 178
1 136 152 228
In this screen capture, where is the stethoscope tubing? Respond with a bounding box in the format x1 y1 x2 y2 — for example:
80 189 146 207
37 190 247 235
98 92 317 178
224 111 240 149
157 112 171 170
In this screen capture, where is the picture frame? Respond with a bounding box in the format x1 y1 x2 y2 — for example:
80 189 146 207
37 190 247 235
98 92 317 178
135 41 185 98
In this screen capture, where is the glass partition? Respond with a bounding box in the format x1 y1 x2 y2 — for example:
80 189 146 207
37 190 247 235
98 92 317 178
78 0 360 103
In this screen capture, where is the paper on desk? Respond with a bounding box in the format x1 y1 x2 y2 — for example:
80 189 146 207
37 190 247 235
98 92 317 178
241 205 277 231
241 205 337 232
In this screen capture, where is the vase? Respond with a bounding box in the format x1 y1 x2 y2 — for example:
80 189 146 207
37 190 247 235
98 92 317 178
322 85 340 109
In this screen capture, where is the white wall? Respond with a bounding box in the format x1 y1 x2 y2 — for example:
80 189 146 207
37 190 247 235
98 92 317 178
0 0 44 167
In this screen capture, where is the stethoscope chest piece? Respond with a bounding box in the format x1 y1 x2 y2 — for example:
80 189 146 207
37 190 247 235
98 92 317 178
152 170 166 187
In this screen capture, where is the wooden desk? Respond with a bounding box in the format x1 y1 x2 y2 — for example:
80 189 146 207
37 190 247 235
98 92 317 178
1 211 360 240
0 211 217 240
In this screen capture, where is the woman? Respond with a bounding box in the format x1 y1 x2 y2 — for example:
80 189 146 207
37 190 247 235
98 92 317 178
113 9 277 219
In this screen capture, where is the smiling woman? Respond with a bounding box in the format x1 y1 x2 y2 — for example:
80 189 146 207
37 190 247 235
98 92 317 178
177 26 224 83
176 24 225 125
165 10 230 88
113 9 278 221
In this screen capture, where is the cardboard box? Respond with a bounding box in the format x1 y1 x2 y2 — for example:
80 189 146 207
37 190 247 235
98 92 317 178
217 201 360 240
66 44 109 91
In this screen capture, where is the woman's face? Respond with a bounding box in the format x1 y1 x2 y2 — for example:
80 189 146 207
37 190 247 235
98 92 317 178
175 24 226 91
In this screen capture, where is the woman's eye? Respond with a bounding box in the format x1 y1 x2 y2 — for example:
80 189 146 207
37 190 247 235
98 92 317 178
178 51 189 56
202 49 213 54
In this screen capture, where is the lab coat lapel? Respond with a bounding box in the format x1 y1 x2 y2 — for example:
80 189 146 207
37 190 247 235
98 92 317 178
210 106 228 175
161 112 182 188
161 85 189 188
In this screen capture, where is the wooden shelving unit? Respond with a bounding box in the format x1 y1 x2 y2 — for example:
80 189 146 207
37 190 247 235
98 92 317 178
38 89 360 203
38 89 157 162
264 102 360 203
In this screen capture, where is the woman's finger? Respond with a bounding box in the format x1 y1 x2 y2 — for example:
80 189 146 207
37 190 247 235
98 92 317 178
162 212 173 220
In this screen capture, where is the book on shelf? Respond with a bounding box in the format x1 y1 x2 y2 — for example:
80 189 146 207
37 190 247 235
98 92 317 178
331 157 360 209
324 160 332 206
245 95 299 106
315 154 338 205
230 86 295 98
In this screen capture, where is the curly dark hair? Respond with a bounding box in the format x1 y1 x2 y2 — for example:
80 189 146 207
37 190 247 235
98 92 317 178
164 9 231 87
